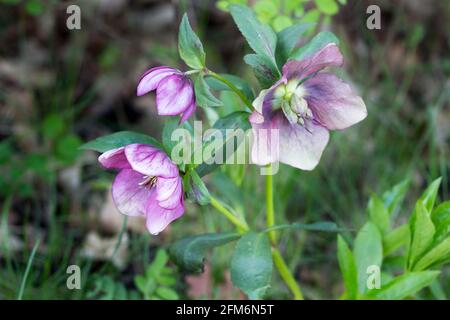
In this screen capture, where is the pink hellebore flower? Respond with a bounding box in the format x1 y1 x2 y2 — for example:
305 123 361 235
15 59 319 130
137 66 196 123
250 44 367 170
99 144 184 235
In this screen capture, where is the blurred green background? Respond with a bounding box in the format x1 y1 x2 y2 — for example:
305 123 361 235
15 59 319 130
0 0 449 299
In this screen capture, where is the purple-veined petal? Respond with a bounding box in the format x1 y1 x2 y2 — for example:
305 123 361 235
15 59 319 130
136 66 179 96
124 144 179 178
156 176 183 210
179 101 196 124
111 169 152 217
304 72 367 130
156 75 194 116
98 147 131 169
283 44 343 80
145 192 184 235
251 112 330 170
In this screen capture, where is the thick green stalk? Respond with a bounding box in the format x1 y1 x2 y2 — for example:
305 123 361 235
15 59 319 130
209 195 249 233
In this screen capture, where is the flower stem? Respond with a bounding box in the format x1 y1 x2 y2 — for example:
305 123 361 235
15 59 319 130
206 70 253 109
265 163 304 300
272 248 304 300
209 195 249 233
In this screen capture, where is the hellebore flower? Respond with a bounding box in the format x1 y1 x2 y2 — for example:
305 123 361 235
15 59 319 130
99 144 184 235
137 66 196 123
250 44 367 170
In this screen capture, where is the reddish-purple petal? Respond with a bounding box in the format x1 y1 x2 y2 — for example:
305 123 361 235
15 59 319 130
145 192 184 235
179 101 196 124
98 147 131 169
156 75 194 116
137 66 179 96
250 111 280 166
283 44 343 80
111 169 152 217
156 176 183 210
124 144 179 178
304 72 367 130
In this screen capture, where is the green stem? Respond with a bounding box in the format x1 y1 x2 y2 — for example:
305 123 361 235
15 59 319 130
266 163 304 300
272 248 304 300
209 196 249 233
206 70 253 109
266 164 276 244
17 237 40 300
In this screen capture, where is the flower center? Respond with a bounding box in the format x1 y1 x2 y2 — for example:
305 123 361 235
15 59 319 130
139 175 157 189
275 80 313 126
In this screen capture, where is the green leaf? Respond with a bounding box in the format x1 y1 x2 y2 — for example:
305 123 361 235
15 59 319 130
155 287 179 300
413 237 450 271
368 194 390 235
162 117 192 161
272 15 293 32
419 177 442 212
42 114 65 139
315 0 339 15
244 53 280 88
231 232 273 299
353 222 383 292
383 224 410 256
194 75 222 108
55 134 82 163
431 201 450 242
408 201 435 269
368 271 440 300
178 14 206 69
195 111 251 177
229 4 278 67
382 179 410 216
183 169 210 205
169 232 240 273
276 22 315 66
205 74 254 101
337 235 358 299
80 131 162 152
289 31 339 61
266 221 346 233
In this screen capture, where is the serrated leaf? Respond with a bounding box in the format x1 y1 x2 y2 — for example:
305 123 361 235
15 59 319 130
178 14 206 69
413 237 450 271
195 111 251 177
353 222 383 292
337 235 358 299
80 131 162 152
408 201 435 269
431 201 450 242
276 22 315 66
229 4 277 63
368 271 440 300
169 232 240 273
382 179 410 216
244 53 280 88
194 75 223 108
419 177 442 212
383 224 410 256
368 194 390 235
289 31 339 61
231 232 273 299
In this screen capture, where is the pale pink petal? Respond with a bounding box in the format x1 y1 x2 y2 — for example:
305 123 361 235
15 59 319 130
251 112 330 170
136 66 178 96
98 147 131 169
124 144 179 178
156 75 194 116
145 192 184 235
111 169 152 217
283 44 343 80
156 176 183 210
304 72 367 130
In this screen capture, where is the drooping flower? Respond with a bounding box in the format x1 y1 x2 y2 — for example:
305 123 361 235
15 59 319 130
99 143 184 235
250 43 367 170
137 66 196 123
